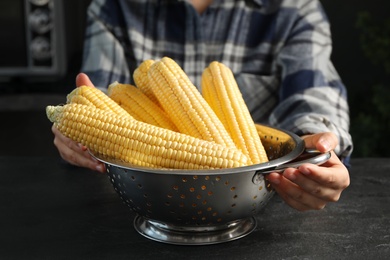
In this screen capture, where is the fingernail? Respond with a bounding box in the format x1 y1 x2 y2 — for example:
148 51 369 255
299 166 311 175
77 143 88 151
96 164 104 172
268 174 280 185
284 171 296 180
320 139 331 151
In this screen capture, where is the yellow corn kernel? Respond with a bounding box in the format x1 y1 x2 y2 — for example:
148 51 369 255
108 81 178 131
46 103 249 169
67 94 94 107
148 57 236 148
202 61 268 164
67 85 131 118
133 59 161 106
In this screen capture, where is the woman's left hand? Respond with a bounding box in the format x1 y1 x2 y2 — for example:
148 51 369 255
267 132 350 211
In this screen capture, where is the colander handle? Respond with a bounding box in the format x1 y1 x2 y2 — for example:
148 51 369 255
254 149 331 179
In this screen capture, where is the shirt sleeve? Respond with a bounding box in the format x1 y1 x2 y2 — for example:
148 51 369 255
80 0 131 89
269 0 353 159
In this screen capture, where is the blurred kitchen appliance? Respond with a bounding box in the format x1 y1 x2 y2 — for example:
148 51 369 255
0 0 66 81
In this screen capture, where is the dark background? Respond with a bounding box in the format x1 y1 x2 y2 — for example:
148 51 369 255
321 0 390 157
0 0 389 158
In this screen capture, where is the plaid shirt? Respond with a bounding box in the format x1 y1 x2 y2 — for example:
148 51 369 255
81 0 353 158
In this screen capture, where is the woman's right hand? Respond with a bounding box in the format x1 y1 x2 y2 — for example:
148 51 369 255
51 73 106 173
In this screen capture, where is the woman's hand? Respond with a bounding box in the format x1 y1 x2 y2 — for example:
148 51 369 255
267 132 350 211
52 125 105 173
51 73 106 173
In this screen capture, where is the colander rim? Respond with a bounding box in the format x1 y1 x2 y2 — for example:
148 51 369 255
90 125 305 175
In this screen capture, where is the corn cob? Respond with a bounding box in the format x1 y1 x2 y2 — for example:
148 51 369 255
46 103 249 169
255 123 291 144
133 59 161 105
107 81 178 131
67 85 131 118
67 94 95 107
202 61 268 164
147 57 236 148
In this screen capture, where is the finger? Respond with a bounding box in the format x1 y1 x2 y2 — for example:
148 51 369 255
268 173 312 211
302 132 338 152
76 73 95 88
267 172 328 211
52 125 105 173
57 141 105 172
52 125 80 151
282 167 344 202
297 156 350 191
299 152 349 186
53 126 90 155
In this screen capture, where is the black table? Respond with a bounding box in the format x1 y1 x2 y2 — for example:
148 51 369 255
1 156 389 259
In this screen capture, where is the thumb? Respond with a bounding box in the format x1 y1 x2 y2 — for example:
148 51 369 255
76 73 95 88
302 132 338 153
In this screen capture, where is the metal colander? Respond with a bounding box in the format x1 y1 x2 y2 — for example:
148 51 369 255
92 124 328 245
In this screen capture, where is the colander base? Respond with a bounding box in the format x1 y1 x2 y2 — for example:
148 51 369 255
133 215 257 245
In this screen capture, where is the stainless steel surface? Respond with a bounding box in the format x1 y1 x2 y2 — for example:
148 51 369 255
92 124 306 245
134 216 257 245
256 149 331 175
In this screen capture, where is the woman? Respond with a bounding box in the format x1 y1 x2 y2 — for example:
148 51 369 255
52 0 352 211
